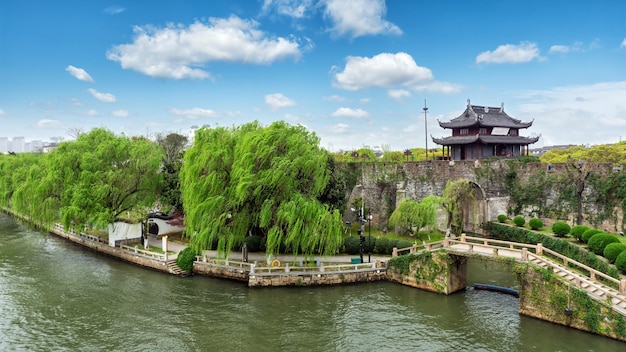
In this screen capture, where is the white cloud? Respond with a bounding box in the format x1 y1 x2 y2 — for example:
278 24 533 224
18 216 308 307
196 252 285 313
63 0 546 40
265 93 296 111
414 81 463 94
66 65 94 82
170 107 219 119
476 42 541 64
323 94 347 102
37 119 61 128
323 0 401 38
87 88 116 103
331 107 369 119
549 41 583 54
621 38 626 48
107 16 302 79
262 0 314 18
333 52 432 91
0 108 6 116
516 81 626 146
388 89 410 101
112 110 129 117
329 123 350 134
359 98 371 105
104 6 125 14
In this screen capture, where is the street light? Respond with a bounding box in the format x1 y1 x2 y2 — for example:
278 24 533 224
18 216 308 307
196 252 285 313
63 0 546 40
367 212 373 263
423 99 429 161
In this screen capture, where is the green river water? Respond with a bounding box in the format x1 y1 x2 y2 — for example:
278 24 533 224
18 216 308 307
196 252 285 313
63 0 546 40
0 214 624 351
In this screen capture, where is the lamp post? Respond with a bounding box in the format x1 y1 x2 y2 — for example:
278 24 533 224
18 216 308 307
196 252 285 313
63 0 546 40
367 212 372 263
423 99 429 161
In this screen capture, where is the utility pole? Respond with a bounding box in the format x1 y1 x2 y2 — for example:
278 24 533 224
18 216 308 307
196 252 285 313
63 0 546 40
423 99 429 161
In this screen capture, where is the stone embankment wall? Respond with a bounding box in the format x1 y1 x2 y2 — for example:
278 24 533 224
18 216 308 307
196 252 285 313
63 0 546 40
248 269 386 287
517 264 626 341
386 250 467 294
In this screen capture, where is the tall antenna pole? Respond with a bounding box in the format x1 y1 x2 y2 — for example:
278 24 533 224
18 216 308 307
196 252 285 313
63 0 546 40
423 99 429 161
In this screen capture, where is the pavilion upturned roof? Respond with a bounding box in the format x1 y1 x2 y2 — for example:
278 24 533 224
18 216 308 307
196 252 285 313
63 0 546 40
431 134 540 146
438 100 533 129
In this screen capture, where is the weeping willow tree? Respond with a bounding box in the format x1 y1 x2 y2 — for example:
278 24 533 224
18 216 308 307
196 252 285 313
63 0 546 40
442 179 476 234
388 195 441 235
180 121 344 259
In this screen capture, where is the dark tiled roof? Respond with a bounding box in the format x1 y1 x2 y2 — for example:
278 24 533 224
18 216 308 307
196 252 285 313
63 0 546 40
439 103 533 129
432 134 540 146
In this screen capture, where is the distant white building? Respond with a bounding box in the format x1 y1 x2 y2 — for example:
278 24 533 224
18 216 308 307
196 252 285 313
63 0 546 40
11 137 25 153
0 137 7 154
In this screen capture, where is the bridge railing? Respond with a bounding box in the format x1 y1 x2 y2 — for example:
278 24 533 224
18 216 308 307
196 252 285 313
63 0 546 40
451 234 537 252
249 261 379 275
194 256 255 272
392 240 446 257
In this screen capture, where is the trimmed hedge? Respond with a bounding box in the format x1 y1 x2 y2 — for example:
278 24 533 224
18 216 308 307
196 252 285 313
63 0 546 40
582 228 602 243
497 214 507 223
483 222 620 281
570 225 590 242
528 218 543 230
375 237 389 254
616 251 626 274
587 233 620 255
343 236 361 255
551 221 571 237
603 243 626 264
513 216 525 227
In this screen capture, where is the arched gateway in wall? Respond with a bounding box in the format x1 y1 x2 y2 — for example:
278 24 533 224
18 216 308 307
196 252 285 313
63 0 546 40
460 181 487 235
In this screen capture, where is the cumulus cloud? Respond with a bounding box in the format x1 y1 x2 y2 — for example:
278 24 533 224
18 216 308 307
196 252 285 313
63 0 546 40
516 81 626 146
37 119 61 128
66 65 94 82
107 16 302 79
388 89 410 102
112 109 129 117
87 88 116 103
333 52 432 91
262 0 314 18
331 107 369 119
549 41 585 54
476 42 541 64
329 123 350 134
170 107 218 119
323 0 401 38
265 93 296 111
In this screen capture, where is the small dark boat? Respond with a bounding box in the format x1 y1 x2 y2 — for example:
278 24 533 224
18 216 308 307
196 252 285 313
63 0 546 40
474 283 519 297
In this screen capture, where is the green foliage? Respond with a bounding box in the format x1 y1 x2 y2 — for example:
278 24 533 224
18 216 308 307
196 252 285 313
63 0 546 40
582 228 602 243
442 179 475 234
603 243 626 264
497 214 507 223
513 216 525 227
551 221 571 237
484 222 621 282
180 121 343 259
243 235 264 252
615 250 626 274
587 233 620 255
396 240 413 249
540 141 626 164
343 236 361 255
375 237 390 254
176 247 197 273
388 195 441 235
528 218 543 230
570 225 590 242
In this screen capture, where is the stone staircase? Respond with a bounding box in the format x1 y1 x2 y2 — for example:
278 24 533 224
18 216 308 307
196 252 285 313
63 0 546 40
528 256 626 315
166 259 190 277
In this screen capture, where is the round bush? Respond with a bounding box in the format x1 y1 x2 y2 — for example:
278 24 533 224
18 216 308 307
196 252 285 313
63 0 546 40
386 239 399 254
551 221 571 237
176 246 197 273
497 214 507 223
513 216 525 227
395 240 414 250
603 243 626 263
581 228 602 243
343 236 361 255
615 250 626 274
587 233 620 255
528 218 543 230
570 225 590 242
375 237 389 254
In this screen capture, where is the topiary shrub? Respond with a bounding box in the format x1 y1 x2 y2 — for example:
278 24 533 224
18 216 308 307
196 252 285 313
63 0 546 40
587 233 620 255
603 243 626 264
375 237 389 254
513 216 525 227
386 239 399 255
528 218 543 230
395 240 414 250
581 228 602 243
497 214 507 223
176 246 197 273
570 225 590 242
615 250 626 274
551 221 571 237
343 236 361 255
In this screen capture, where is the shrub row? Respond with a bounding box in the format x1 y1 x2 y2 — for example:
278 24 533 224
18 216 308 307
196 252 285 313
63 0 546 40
343 235 413 256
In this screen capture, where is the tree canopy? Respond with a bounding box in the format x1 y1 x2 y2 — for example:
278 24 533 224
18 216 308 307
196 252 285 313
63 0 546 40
388 195 441 235
180 121 344 259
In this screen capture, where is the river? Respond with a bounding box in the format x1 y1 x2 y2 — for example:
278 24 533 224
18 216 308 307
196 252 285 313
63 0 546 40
0 214 624 351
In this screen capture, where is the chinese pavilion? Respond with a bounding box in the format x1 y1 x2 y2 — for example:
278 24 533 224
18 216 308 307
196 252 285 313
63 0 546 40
432 99 539 160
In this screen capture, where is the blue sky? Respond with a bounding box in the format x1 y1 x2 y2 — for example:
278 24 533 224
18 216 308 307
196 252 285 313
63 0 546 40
1 0 625 151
